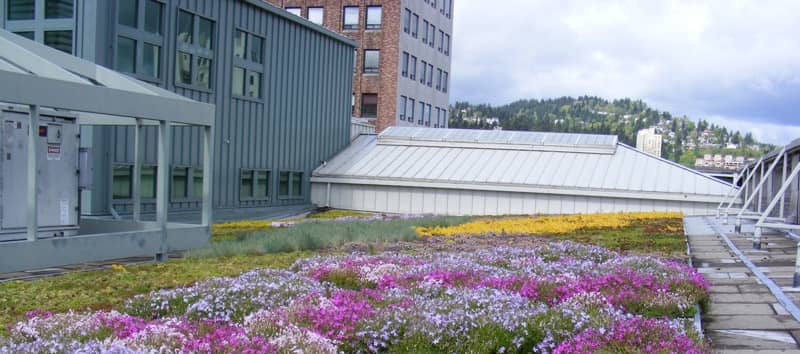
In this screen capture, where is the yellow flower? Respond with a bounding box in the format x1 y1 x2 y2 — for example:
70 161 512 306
416 212 682 237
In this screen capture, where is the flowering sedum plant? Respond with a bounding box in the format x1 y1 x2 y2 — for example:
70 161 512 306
1 241 709 353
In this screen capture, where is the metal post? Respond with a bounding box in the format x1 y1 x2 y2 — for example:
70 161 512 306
758 160 765 212
26 105 39 241
326 182 332 207
795 243 800 287
754 162 800 250
132 119 142 222
155 120 171 261
736 148 786 232
781 152 788 219
201 125 213 227
721 159 763 224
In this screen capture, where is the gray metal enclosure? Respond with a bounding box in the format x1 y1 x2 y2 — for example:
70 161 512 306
3 0 356 215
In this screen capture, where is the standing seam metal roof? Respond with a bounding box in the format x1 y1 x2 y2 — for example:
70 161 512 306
313 127 734 201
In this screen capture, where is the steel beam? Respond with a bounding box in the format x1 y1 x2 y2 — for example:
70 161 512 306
754 162 800 250
155 120 171 261
720 157 764 224
736 147 786 232
132 118 142 222
201 126 213 227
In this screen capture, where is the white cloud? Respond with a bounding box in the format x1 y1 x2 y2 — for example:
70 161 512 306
451 0 800 144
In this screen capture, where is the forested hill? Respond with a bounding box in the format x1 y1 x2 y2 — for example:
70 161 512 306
448 96 773 166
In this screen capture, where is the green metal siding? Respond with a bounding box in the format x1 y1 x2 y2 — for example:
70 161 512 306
98 0 354 212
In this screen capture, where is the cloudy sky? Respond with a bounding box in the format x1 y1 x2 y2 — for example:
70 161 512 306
451 0 800 145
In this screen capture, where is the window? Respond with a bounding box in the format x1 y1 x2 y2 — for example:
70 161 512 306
7 0 34 20
417 101 425 124
118 0 137 27
175 11 215 89
446 0 452 18
141 42 161 78
399 96 407 121
343 6 359 30
438 30 444 52
286 7 301 16
112 165 132 199
14 31 34 40
444 34 450 55
409 56 417 80
361 94 378 118
434 107 440 128
172 167 189 199
193 168 204 198
440 0 446 14
422 20 429 44
278 171 303 198
436 68 442 90
427 63 433 87
363 49 379 74
141 166 156 199
308 7 323 25
44 30 72 53
144 0 163 34
116 36 136 73
255 170 270 198
366 6 381 30
442 109 447 127
401 52 409 77
425 104 432 126
403 9 411 33
429 24 436 47
442 71 449 93
432 0 437 8
45 0 73 19
232 30 265 99
407 98 415 122
411 14 419 38
240 169 271 200
419 60 427 84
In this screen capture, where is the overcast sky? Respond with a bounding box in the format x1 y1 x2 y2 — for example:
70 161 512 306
451 0 800 145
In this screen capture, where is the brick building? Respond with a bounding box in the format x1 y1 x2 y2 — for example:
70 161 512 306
264 0 453 132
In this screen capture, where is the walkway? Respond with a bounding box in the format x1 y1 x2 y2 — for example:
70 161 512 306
686 216 800 353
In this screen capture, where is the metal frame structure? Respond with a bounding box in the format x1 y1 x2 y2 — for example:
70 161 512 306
0 29 215 273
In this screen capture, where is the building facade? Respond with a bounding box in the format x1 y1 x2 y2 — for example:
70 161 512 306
1 0 356 215
636 127 662 157
265 0 453 132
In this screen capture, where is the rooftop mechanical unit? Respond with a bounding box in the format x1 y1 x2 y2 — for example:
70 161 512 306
1 106 80 241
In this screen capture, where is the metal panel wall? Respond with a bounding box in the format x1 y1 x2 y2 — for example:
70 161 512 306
86 0 354 213
311 183 721 216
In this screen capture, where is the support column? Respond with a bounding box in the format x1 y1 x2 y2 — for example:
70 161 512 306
758 161 765 212
132 119 142 222
201 125 213 227
155 120 171 261
26 105 39 241
794 242 800 287
781 152 788 219
753 227 762 250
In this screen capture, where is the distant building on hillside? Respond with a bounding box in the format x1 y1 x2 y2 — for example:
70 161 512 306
636 128 663 157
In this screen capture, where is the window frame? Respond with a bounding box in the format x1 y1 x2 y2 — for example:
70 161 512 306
407 98 415 122
426 63 433 87
115 0 165 83
232 28 266 101
363 49 379 74
402 8 411 34
411 14 419 38
419 60 427 84
342 6 359 30
174 9 216 91
278 171 305 200
409 55 417 80
111 163 158 201
365 5 382 30
401 51 409 77
399 95 407 121
360 93 378 118
307 7 324 25
422 19 429 44
170 165 191 201
240 168 272 201
285 7 301 16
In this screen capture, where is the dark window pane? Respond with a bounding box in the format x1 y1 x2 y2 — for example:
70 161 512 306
240 170 253 199
118 0 137 27
144 0 162 34
14 31 34 40
193 169 203 198
255 171 270 198
232 66 245 96
291 172 303 197
198 17 214 50
279 172 289 197
141 166 156 199
115 36 136 73
142 43 160 78
44 30 72 54
361 93 377 118
343 6 358 30
112 165 132 199
233 30 246 59
177 10 193 44
363 49 379 73
176 51 192 84
195 57 211 88
172 167 188 199
249 34 263 64
366 6 381 30
45 0 73 19
246 70 261 98
7 0 34 20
